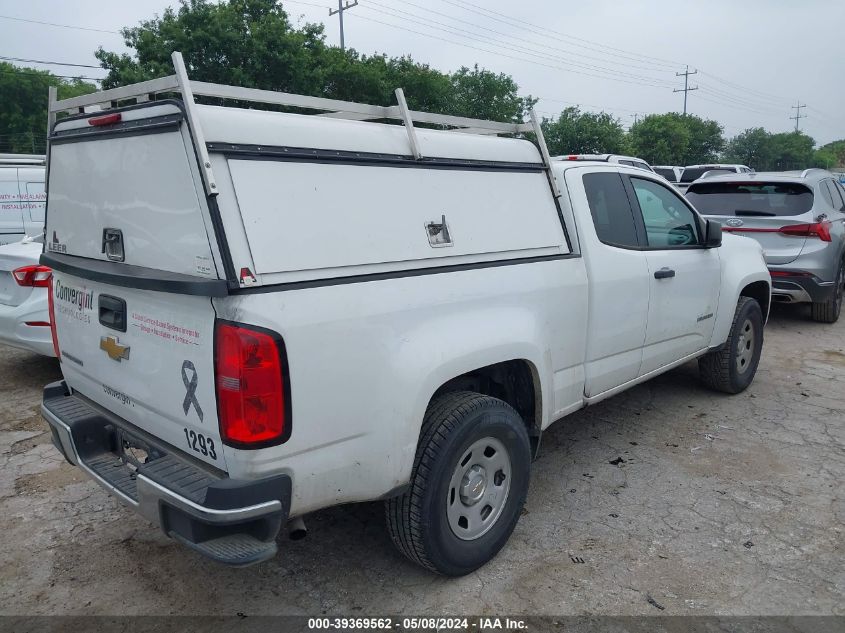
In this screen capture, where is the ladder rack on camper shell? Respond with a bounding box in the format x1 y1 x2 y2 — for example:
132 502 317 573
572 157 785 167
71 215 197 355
47 52 561 198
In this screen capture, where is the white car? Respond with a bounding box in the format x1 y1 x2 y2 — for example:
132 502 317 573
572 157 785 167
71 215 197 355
652 165 684 183
0 235 54 357
554 153 655 173
40 53 771 575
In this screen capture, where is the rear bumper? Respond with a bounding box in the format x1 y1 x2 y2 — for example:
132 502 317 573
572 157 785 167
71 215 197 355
769 271 836 304
41 381 290 566
0 291 54 357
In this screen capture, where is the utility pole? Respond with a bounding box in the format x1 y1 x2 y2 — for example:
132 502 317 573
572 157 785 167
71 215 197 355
329 0 358 52
673 65 698 115
790 101 807 132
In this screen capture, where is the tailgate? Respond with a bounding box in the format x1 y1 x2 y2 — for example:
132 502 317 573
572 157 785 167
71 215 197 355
45 103 229 469
52 272 225 469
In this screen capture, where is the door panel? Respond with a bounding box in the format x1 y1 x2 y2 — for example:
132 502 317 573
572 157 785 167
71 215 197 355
641 249 721 374
571 170 649 397
627 175 721 374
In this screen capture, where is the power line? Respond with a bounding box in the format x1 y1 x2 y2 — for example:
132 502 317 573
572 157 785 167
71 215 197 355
438 1 802 119
358 3 676 88
0 68 102 81
348 11 677 90
328 0 358 52
790 101 807 132
0 55 101 69
0 14 119 34
367 0 678 77
438 0 680 69
673 65 698 115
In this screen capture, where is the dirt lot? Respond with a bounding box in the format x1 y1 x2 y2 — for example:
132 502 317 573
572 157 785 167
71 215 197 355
0 303 842 617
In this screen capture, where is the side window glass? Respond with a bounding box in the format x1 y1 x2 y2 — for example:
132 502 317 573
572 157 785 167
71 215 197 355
823 180 844 211
834 182 845 211
583 172 640 248
820 181 836 208
631 177 701 248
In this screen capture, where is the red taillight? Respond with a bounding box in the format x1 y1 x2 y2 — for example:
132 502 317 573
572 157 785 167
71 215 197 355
769 270 812 278
215 321 289 447
12 264 52 287
47 276 61 359
567 155 578 160
778 221 832 242
88 113 122 126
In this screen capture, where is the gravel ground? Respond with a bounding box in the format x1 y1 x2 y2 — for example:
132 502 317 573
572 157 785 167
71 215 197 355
0 303 842 617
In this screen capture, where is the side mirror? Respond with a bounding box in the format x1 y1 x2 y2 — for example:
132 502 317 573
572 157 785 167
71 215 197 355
704 219 722 248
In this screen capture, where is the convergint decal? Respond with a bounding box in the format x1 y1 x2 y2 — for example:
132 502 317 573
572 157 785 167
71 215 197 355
54 279 94 324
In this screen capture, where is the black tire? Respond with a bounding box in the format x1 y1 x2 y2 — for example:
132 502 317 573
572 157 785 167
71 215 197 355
385 391 531 576
699 296 764 394
810 260 844 324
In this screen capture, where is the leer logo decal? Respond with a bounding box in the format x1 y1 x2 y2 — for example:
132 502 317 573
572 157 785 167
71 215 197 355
100 336 130 362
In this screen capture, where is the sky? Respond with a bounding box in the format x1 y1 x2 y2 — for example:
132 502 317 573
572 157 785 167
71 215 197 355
0 0 842 145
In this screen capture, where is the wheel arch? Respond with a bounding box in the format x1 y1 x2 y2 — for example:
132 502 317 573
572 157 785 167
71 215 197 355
430 358 543 458
740 280 771 323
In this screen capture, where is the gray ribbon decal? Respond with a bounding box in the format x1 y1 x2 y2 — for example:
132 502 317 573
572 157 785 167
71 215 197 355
181 360 204 422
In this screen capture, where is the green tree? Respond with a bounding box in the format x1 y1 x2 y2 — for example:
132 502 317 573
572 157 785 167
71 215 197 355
723 127 773 169
0 63 96 153
628 113 724 165
627 113 691 165
96 0 329 95
817 139 845 167
767 132 815 171
448 65 535 123
541 107 626 155
95 0 532 123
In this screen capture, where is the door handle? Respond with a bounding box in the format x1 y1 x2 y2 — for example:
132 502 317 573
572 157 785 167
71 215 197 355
99 295 127 332
654 267 676 280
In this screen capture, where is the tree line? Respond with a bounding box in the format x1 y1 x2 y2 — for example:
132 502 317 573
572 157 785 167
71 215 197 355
1 0 840 170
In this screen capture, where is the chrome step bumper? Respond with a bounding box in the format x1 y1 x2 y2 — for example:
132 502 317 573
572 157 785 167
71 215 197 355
41 381 291 567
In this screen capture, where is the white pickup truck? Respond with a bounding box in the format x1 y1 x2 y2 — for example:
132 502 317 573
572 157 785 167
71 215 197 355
40 54 771 576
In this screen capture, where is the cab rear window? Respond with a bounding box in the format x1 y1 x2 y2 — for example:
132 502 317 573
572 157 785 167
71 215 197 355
686 182 814 217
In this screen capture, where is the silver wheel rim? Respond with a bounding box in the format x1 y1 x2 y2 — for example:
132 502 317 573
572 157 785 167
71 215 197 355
735 318 755 374
446 437 512 541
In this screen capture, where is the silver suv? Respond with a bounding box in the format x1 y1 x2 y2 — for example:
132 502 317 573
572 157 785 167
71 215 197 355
686 169 845 322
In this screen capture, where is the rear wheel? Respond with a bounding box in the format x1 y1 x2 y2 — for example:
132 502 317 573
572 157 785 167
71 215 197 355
811 261 844 323
386 391 531 576
699 296 763 394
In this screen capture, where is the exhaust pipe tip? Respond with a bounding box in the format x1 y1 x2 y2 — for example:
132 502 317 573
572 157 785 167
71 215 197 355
288 516 307 540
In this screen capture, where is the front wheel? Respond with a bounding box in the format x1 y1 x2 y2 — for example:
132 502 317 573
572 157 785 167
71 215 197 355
386 391 531 576
699 296 764 394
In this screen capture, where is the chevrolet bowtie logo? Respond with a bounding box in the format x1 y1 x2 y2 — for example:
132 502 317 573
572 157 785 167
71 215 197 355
100 336 130 362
